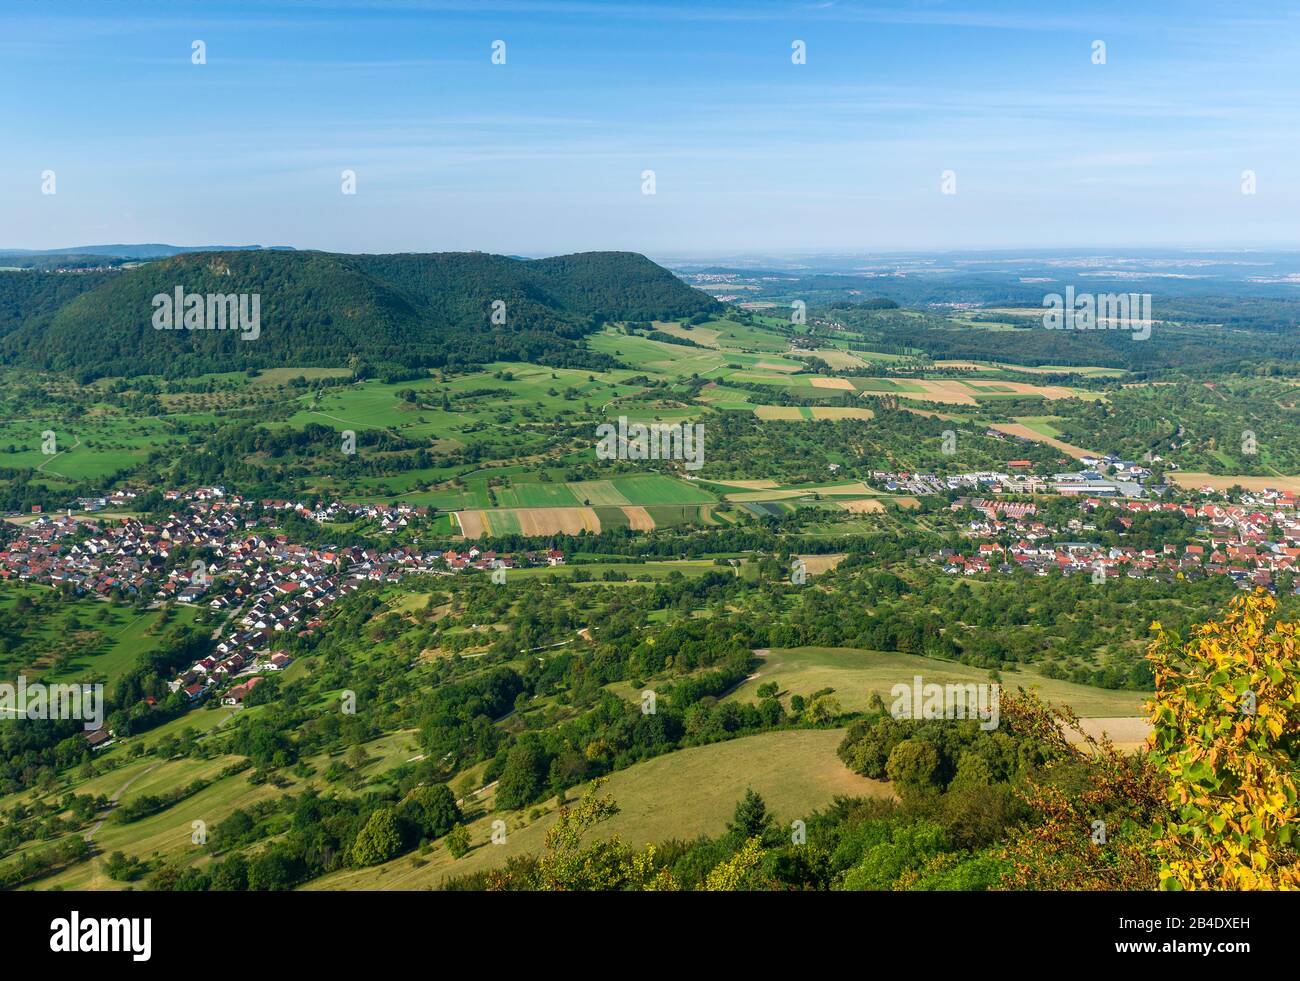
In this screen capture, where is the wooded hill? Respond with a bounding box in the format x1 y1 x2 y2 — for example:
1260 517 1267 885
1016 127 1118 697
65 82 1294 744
1 250 719 378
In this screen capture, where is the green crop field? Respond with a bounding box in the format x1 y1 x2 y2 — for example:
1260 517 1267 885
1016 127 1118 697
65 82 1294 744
493 482 583 508
567 479 630 506
565 474 713 506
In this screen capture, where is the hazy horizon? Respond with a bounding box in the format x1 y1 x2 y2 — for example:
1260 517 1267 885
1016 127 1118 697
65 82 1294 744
7 243 1300 264
4 0 1298 253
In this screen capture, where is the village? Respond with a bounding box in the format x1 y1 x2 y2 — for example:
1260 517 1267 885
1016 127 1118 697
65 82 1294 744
0 488 565 722
935 492 1300 592
5 471 1300 745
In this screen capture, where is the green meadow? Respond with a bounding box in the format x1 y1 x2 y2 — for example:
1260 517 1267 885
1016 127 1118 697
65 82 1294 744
724 647 1147 718
0 583 201 690
303 728 886 890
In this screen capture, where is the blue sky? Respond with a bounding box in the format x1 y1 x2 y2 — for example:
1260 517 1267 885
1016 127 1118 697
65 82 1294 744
2 0 1297 255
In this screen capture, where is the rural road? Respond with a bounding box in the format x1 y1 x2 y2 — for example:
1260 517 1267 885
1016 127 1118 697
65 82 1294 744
209 602 243 640
83 762 161 843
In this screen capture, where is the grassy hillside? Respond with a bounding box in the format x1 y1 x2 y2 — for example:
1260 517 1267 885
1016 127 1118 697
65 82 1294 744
304 728 887 890
724 647 1148 718
0 585 201 690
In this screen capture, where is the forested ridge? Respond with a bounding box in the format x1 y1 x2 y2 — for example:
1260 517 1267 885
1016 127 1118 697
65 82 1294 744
0 250 719 378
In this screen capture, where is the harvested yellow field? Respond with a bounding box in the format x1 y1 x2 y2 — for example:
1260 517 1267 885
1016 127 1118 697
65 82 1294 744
806 481 876 497
908 379 979 405
840 496 919 513
707 478 782 489
754 406 805 420
810 407 874 421
1171 472 1300 493
727 489 811 502
806 350 868 369
516 507 601 536
989 423 1098 460
870 378 1091 406
726 481 876 502
840 499 884 513
809 376 855 390
755 361 801 373
453 510 484 538
894 405 961 421
1065 717 1153 753
620 505 655 530
797 553 847 575
454 508 601 537
860 379 979 405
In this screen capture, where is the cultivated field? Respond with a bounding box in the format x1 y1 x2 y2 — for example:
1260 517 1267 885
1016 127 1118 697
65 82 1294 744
855 377 1097 406
518 507 600 536
967 379 1078 400
840 499 885 513
725 481 878 502
802 350 869 369
621 505 655 530
1065 717 1154 752
1170 472 1300 493
704 478 781 490
753 406 875 421
796 554 847 575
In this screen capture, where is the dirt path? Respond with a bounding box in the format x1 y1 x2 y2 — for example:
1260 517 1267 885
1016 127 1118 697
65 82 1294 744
36 435 81 478
83 762 161 842
456 779 498 807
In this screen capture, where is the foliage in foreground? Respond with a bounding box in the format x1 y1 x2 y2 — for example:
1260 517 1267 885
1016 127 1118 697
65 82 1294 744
1149 591 1300 890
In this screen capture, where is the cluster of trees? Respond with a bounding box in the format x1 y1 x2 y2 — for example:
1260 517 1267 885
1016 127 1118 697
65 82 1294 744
0 269 113 337
827 296 1300 373
135 782 464 891
446 685 1169 892
0 791 102 860
699 408 1058 483
757 563 1222 688
1054 379 1300 476
0 596 209 796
